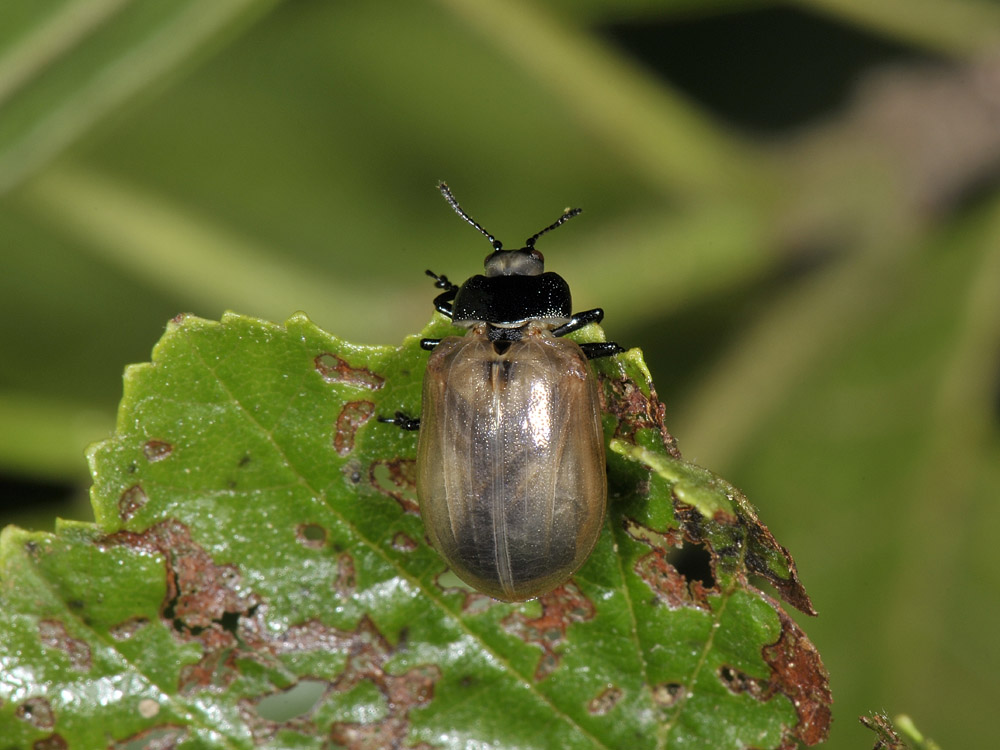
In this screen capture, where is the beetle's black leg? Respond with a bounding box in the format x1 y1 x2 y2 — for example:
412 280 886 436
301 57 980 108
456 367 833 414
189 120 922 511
580 342 625 360
426 270 459 318
378 411 421 431
420 338 441 350
551 308 604 337
432 289 457 318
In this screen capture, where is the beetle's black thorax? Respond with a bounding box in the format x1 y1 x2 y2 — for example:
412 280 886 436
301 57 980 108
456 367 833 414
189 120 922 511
451 272 572 329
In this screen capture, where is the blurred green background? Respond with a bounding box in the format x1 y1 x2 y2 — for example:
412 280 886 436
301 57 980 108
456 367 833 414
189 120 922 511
2 0 998 747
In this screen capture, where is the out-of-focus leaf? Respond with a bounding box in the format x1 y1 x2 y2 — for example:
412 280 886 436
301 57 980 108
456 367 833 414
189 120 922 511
0 312 828 748
0 0 281 194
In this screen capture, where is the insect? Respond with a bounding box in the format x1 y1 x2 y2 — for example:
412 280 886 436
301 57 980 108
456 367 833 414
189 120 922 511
381 183 623 601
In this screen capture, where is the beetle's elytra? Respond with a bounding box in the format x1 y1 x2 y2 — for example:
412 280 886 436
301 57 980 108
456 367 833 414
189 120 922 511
382 183 623 601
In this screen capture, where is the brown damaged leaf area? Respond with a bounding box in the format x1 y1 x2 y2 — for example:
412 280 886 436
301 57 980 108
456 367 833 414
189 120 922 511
368 458 419 514
15 696 55 730
600 371 680 459
713 600 832 750
605 364 830 744
142 440 173 462
99 519 261 691
30 734 67 750
98 520 440 744
502 582 595 681
315 353 385 390
761 601 833 748
334 401 376 456
672 501 816 617
257 617 440 748
37 620 91 671
118 484 149 522
587 686 623 716
624 519 713 611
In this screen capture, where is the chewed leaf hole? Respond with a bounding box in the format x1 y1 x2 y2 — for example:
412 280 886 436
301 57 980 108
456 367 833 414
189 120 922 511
296 523 327 548
667 542 715 589
256 679 327 722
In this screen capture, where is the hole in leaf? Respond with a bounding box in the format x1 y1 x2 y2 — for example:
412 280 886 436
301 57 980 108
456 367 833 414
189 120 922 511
256 680 327 722
667 542 715 590
652 682 684 708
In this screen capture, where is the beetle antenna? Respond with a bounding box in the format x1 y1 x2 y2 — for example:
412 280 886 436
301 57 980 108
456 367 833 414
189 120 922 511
524 207 582 248
439 182 503 251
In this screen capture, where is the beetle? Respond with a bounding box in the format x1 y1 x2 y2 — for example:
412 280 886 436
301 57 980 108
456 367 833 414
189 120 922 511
381 183 623 601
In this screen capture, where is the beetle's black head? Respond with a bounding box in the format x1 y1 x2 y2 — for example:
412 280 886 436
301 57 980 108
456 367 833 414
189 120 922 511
439 182 580 329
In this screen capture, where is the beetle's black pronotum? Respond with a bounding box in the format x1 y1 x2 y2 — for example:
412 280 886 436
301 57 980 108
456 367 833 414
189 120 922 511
381 183 624 601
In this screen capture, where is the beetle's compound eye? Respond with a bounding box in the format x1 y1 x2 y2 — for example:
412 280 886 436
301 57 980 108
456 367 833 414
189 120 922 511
484 248 545 277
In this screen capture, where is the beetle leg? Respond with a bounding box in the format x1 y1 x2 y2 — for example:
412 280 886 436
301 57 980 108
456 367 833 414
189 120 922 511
580 342 625 360
420 338 441 350
378 411 421 431
426 270 459 318
551 308 604 337
432 288 457 318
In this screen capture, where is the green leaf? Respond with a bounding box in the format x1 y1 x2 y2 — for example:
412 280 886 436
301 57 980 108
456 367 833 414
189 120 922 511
0 312 829 748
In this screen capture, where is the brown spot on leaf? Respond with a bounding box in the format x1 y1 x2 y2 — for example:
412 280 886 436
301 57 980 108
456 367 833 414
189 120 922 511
38 620 91 671
143 440 173 462
296 523 327 549
652 682 684 708
16 697 54 729
260 617 439 749
335 553 356 598
601 374 680 458
369 459 419 514
99 520 262 692
672 493 816 616
634 545 713 611
32 735 67 750
502 582 595 681
761 598 832 747
624 518 713 609
334 401 375 456
587 686 622 715
109 616 149 640
718 664 768 699
315 353 384 390
391 532 418 552
118 484 148 522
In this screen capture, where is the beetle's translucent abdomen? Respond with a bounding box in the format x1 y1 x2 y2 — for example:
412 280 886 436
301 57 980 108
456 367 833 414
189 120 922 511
416 328 606 601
